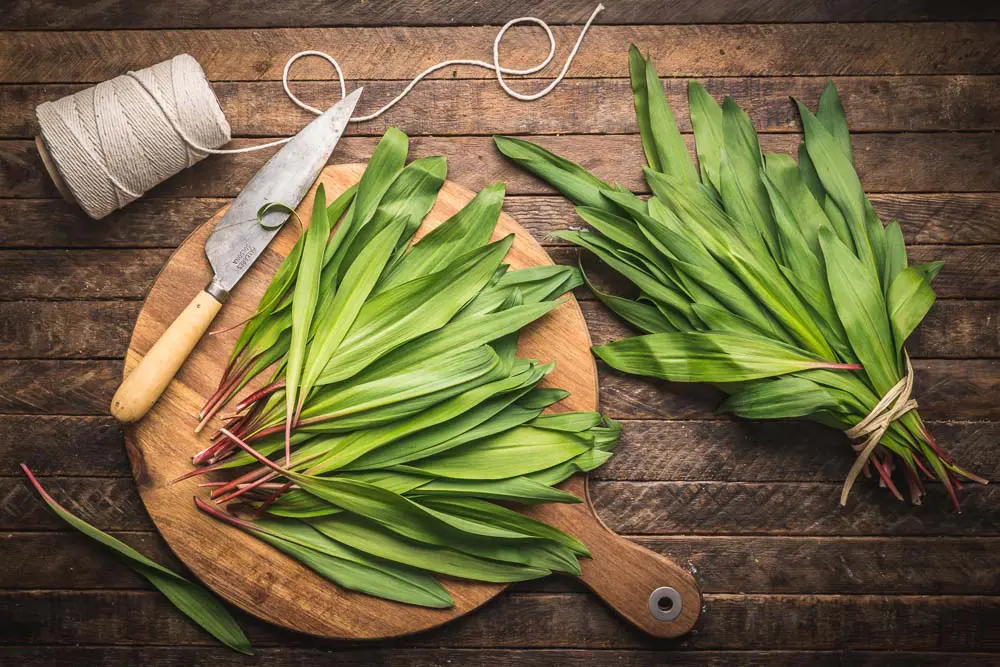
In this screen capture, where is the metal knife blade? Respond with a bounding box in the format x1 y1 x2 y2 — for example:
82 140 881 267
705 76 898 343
203 87 362 300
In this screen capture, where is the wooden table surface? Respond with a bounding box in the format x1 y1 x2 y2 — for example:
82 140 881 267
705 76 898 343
1 2 999 665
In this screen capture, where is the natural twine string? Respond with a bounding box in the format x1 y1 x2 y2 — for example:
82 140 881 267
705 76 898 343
35 4 605 219
840 352 918 505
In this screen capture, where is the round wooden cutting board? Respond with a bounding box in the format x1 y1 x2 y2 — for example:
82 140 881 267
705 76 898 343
122 163 701 640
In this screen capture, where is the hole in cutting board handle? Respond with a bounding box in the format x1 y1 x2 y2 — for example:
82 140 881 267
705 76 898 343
648 586 682 621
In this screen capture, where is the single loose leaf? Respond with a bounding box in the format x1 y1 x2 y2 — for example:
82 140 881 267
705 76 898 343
22 466 251 654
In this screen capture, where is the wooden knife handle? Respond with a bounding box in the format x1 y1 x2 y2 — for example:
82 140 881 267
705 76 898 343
529 478 702 638
111 290 223 423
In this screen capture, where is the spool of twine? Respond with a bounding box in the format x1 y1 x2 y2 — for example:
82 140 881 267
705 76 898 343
36 54 231 219
34 5 605 221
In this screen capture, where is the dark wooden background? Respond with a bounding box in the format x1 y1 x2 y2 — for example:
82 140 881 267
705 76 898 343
1 1 999 665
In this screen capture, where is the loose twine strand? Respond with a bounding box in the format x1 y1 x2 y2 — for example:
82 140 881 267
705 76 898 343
35 4 605 219
840 352 918 505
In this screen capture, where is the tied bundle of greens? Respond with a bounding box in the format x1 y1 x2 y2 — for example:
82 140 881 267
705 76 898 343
494 46 985 509
186 128 621 607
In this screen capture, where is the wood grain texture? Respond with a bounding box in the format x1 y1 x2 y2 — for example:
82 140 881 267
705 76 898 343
5 0 997 30
6 134 999 200
1 648 1000 667
1 589 998 651
119 163 699 639
5 531 999 595
2 24 999 79
7 76 1000 138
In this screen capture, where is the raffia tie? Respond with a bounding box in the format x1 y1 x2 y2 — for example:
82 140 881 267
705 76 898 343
840 352 918 505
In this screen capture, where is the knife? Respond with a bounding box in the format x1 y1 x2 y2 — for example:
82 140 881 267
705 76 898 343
110 89 363 423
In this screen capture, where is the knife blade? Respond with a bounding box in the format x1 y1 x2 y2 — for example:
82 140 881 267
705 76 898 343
111 89 363 423
205 87 363 300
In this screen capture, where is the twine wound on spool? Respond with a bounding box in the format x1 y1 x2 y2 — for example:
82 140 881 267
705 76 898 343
36 4 605 220
36 55 231 219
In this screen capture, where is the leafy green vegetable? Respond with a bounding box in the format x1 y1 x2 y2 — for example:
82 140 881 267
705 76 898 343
21 465 251 654
495 53 983 509
186 131 621 606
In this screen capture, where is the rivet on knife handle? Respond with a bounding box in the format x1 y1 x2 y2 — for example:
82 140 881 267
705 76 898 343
111 289 223 423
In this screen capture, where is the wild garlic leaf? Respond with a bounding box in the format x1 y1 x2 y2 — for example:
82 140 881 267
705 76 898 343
23 467 251 655
642 54 698 183
593 331 858 383
298 218 408 408
818 227 896 394
883 219 908 289
493 135 614 211
687 80 724 195
719 376 857 419
797 101 876 274
887 267 936 355
816 81 854 165
379 183 504 292
284 184 331 458
309 513 550 582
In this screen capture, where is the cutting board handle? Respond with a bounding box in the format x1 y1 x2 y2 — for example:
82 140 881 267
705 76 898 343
534 480 701 638
111 290 223 423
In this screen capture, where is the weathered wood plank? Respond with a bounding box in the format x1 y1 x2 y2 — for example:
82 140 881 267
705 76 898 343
7 76 1000 138
0 360 121 415
4 24 999 79
4 476 996 535
4 193 1000 249
0 249 171 300
6 413 995 482
6 134 999 200
598 420 1000 483
0 301 139 358
1 589 997 650
6 530 998 596
3 244 994 301
2 298 996 359
590 482 1000 536
3 647 1000 667
0 476 148 531
3 648 1000 667
6 0 997 30
0 531 172 590
642 535 1000 596
2 358 997 419
0 198 225 248
0 416 125 474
